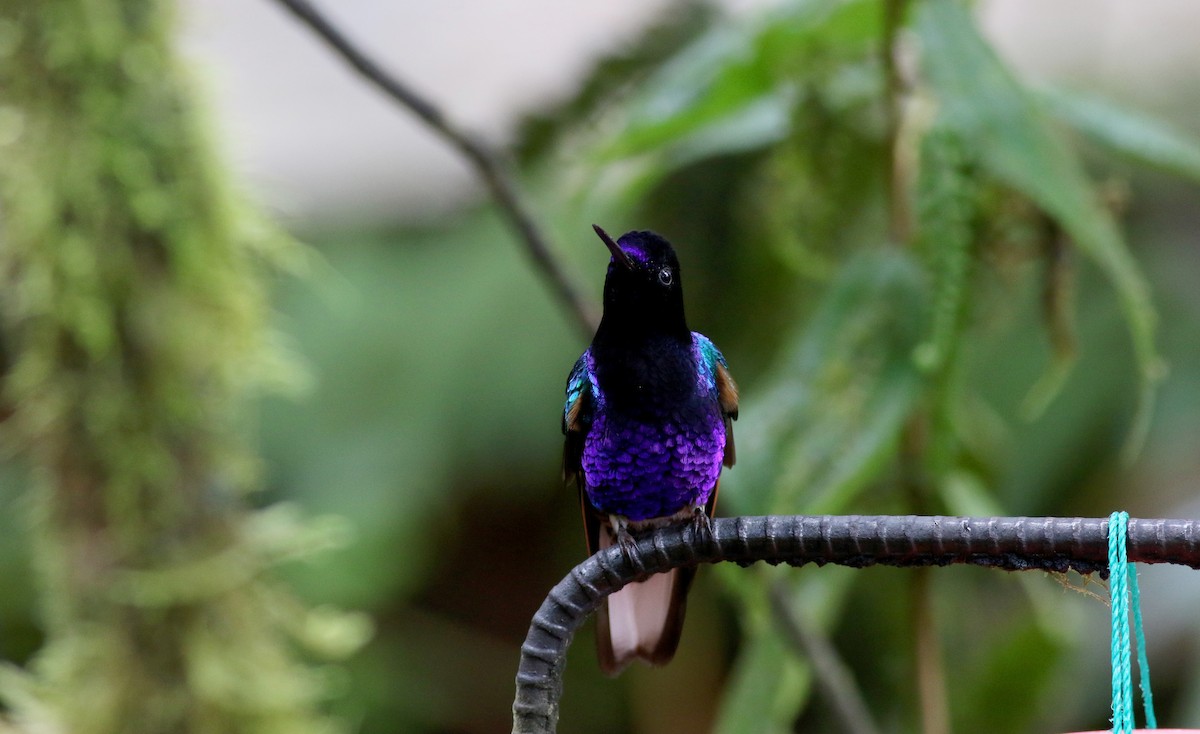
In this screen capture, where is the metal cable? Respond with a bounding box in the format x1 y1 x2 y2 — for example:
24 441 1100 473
512 514 1200 734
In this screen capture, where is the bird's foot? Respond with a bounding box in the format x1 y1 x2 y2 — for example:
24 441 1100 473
609 514 643 572
689 504 714 546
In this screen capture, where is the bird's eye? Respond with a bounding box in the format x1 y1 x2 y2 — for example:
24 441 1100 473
657 268 674 286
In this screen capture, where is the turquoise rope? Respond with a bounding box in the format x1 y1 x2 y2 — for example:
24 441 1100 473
1129 560 1158 728
1108 511 1157 733
1109 511 1134 733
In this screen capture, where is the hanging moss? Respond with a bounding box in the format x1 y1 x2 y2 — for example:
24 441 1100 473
911 124 977 378
0 2 366 733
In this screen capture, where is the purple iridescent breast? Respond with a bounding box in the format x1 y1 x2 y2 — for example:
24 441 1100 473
580 340 726 521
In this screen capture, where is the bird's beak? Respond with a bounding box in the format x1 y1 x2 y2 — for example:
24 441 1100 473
593 224 634 270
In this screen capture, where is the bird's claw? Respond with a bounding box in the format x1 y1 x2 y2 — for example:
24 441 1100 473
616 526 637 555
609 515 644 573
690 505 714 545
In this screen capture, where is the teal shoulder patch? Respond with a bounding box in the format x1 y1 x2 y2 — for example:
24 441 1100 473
563 350 594 430
692 332 727 391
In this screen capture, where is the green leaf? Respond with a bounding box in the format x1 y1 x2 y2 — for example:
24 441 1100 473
713 566 861 734
599 0 881 161
951 617 1069 734
723 250 925 516
1040 87 1200 184
713 626 810 734
600 25 780 160
916 0 1163 459
589 94 794 213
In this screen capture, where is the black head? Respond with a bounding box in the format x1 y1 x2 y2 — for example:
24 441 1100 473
592 225 688 339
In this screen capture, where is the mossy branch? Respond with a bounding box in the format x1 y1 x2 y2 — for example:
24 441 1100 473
0 2 365 732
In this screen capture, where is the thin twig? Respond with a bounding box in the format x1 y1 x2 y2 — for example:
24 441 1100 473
901 423 950 734
513 514 1200 733
269 0 599 337
882 0 914 246
911 566 950 734
767 578 882 734
883 2 951 730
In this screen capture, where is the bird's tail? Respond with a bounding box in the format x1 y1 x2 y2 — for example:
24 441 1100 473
594 524 695 677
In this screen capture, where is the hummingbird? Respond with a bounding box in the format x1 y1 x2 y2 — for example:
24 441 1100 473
562 225 738 676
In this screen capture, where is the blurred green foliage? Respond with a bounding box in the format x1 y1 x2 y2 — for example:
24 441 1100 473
254 1 1200 730
0 1 364 732
4 0 1200 733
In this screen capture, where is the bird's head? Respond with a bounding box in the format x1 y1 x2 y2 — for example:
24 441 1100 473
593 225 687 337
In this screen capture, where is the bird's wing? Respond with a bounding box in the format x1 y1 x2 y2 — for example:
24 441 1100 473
562 350 593 481
563 351 603 555
693 333 739 468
